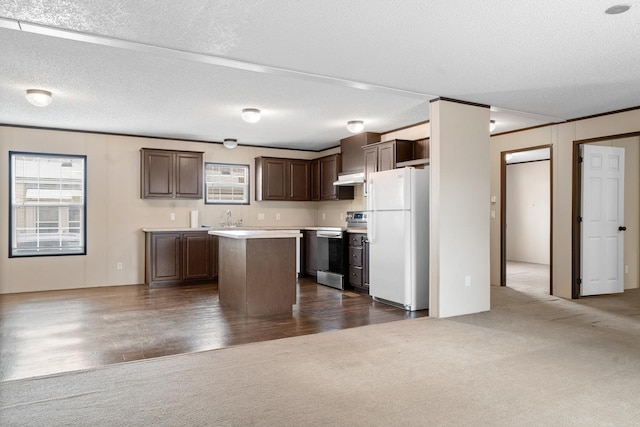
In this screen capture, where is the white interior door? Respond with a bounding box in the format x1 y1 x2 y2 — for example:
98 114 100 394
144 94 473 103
581 145 625 296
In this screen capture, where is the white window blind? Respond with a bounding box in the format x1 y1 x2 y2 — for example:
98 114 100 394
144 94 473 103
205 163 250 204
10 152 86 257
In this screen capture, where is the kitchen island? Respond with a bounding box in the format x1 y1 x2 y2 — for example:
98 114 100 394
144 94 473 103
209 229 302 316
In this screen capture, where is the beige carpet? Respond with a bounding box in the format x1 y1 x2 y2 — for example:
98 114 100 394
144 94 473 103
507 261 550 293
2 284 640 426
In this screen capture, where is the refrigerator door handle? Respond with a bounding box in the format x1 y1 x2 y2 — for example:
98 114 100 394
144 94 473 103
367 181 375 243
369 211 375 243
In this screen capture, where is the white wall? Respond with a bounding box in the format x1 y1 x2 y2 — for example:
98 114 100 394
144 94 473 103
490 109 640 298
0 126 346 294
506 160 550 264
429 100 491 318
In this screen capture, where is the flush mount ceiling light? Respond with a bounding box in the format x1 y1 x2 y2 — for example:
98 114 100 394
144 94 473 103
241 108 261 123
605 4 631 14
346 120 364 133
25 89 53 107
490 120 497 132
223 138 238 149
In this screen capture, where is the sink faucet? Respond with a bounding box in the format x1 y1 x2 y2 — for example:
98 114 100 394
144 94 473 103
226 210 232 226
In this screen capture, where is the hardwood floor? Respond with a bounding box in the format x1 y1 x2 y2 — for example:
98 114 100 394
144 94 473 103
0 277 427 381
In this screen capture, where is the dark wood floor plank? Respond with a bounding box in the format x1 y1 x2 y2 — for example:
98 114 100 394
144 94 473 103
0 277 427 381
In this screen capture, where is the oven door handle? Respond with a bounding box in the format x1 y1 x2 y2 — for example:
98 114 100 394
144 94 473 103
317 231 343 239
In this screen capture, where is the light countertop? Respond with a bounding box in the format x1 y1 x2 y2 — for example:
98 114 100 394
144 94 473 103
142 226 338 233
208 229 303 239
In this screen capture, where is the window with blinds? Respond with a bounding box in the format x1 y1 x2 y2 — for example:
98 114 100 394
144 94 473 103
10 152 87 257
205 163 250 205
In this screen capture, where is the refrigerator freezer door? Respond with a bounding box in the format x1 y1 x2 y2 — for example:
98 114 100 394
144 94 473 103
367 168 410 212
368 210 411 307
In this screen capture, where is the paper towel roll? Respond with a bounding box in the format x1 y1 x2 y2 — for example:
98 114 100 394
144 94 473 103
190 210 198 228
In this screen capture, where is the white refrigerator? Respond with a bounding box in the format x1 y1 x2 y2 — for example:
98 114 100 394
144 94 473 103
366 167 429 311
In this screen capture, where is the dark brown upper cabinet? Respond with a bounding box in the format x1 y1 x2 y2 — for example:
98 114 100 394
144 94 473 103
340 132 381 174
255 157 288 201
141 148 203 199
319 154 354 200
255 157 311 201
289 159 311 201
362 139 415 185
256 155 353 202
310 159 320 201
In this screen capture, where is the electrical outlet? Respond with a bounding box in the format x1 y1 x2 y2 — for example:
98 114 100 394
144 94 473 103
258 213 265 221
276 213 281 220
170 212 176 221
465 275 471 287
322 213 326 220
117 262 123 271
625 265 629 274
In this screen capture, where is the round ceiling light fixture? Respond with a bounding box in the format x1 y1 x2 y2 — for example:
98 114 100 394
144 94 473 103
346 120 364 133
490 120 497 132
241 108 261 123
223 138 238 149
26 89 53 107
605 4 631 14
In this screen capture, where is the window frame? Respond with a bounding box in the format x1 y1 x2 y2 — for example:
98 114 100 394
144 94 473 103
204 162 250 205
9 151 88 258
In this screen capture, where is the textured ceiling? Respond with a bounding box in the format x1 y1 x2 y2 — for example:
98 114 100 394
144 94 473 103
1 1 639 150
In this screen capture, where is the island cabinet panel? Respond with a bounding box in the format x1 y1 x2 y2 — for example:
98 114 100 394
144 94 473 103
218 237 297 316
141 148 203 199
145 230 218 287
209 235 219 279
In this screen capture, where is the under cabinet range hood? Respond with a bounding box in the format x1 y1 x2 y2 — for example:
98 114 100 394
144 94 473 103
333 172 365 186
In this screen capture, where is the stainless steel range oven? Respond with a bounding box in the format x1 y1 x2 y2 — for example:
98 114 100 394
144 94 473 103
316 227 347 290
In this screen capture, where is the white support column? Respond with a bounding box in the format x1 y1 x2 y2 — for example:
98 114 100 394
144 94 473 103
429 98 491 318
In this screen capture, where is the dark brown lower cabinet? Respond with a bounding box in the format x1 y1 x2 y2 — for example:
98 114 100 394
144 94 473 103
182 232 210 280
145 231 218 286
348 233 369 293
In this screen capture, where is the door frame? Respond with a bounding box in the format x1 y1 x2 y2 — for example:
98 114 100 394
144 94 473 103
500 145 553 294
571 131 640 298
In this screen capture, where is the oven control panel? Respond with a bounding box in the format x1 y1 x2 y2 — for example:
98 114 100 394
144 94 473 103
346 211 368 228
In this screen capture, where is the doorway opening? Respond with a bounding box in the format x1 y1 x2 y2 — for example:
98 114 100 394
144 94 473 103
572 134 640 298
500 146 552 295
